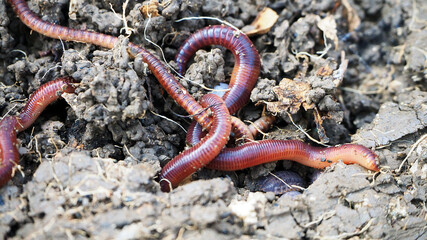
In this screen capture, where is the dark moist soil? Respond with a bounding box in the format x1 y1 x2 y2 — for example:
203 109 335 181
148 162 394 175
0 0 426 239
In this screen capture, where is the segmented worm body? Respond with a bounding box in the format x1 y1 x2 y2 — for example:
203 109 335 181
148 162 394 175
185 120 205 146
248 115 276 138
0 77 76 187
0 116 19 187
255 171 306 195
16 77 76 131
8 0 212 129
6 0 381 192
175 25 261 114
186 115 379 172
205 140 380 171
159 94 231 192
177 26 261 147
7 0 253 191
8 0 117 48
230 116 254 143
186 116 254 147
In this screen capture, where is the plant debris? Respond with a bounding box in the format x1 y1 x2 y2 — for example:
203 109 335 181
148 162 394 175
243 7 279 36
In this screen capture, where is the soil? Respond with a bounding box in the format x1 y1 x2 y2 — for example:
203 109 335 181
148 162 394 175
0 0 426 239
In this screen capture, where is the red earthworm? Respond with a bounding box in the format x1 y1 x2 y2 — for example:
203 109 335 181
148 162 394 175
175 25 261 114
187 115 276 147
179 25 262 146
248 115 276 138
8 0 212 129
7 0 381 188
8 0 117 48
16 76 76 131
0 77 76 187
187 115 277 147
9 1 264 148
159 94 231 192
0 116 19 187
230 117 254 144
205 140 380 171
185 120 205 146
188 114 273 146
186 118 379 171
186 116 253 147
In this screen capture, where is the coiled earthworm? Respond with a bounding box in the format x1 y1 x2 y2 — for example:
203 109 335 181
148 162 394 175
255 171 306 195
7 0 212 129
0 116 19 187
7 0 261 190
159 94 231 192
205 140 380 171
177 26 261 146
0 77 76 187
16 76 76 131
175 25 261 114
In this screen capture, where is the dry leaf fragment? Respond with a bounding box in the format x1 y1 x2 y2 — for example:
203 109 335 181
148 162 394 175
264 78 314 115
342 0 361 32
140 0 160 18
243 8 279 36
317 14 339 49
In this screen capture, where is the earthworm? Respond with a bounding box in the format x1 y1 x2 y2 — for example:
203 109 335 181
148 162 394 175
8 0 118 48
205 140 380 171
186 120 205 146
159 94 231 192
175 25 261 114
247 115 276 138
16 76 76 131
186 116 253 148
8 0 212 129
187 116 379 171
187 115 276 147
0 77 76 187
230 117 254 144
7 0 261 190
177 26 261 146
7 1 381 189
255 171 306 195
10 0 263 134
0 116 19 187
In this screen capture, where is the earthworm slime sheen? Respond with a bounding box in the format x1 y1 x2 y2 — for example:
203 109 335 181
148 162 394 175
16 77 76 131
159 94 231 192
0 77 76 187
176 26 261 146
186 118 379 172
175 25 261 114
205 140 380 172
